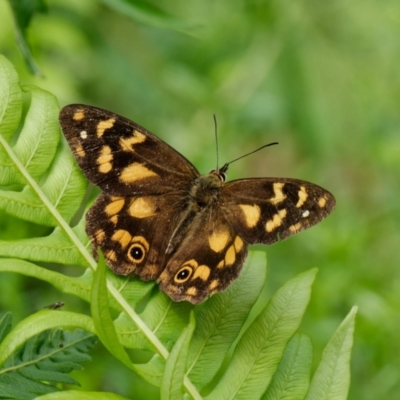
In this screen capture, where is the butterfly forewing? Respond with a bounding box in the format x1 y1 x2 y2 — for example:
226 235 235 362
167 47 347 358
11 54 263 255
59 105 199 196
221 178 335 244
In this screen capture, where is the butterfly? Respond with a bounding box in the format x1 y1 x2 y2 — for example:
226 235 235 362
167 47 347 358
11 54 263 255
59 105 336 304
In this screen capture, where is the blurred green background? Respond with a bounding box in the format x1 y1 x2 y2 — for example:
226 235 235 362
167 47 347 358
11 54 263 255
1 0 399 399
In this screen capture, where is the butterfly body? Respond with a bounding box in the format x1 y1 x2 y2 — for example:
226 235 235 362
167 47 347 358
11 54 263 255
165 170 224 254
60 105 335 304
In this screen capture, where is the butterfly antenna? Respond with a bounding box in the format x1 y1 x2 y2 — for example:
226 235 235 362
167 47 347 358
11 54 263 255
214 114 219 170
225 142 279 167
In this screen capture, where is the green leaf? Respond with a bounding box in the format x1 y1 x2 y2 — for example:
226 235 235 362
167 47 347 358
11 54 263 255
36 390 130 399
7 0 47 75
0 311 95 366
187 251 267 389
105 270 155 310
91 252 134 370
134 354 165 388
0 317 97 399
0 84 87 225
262 333 313 400
161 313 196 400
114 291 192 352
0 259 92 303
0 312 12 342
0 227 88 267
0 54 89 274
0 55 22 145
207 268 317 400
13 86 60 181
101 0 192 34
305 307 357 400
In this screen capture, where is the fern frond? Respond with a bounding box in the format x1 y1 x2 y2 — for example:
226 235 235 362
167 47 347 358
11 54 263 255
0 313 96 399
0 54 197 396
0 54 355 400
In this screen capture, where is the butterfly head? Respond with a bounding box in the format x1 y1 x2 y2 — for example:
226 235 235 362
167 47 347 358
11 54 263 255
209 163 229 182
208 142 278 183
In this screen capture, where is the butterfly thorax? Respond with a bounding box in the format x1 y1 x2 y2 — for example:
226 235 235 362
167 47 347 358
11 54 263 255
189 170 225 209
165 170 225 255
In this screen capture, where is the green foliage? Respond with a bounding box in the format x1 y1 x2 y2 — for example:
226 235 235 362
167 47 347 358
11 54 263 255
207 269 316 399
37 391 129 400
306 308 356 400
0 53 356 399
3 0 392 394
0 312 97 399
262 333 312 400
6 0 47 76
101 0 192 32
160 313 195 400
90 252 139 371
0 52 351 399
6 0 191 80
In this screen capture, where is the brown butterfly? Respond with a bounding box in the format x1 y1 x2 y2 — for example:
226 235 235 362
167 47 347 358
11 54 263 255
59 105 335 304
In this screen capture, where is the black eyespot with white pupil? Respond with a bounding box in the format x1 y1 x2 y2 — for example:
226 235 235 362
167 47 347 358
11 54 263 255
174 267 193 283
131 246 143 260
128 243 146 263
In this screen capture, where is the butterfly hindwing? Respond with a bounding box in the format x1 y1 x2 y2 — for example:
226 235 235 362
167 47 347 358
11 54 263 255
86 192 187 280
158 209 248 304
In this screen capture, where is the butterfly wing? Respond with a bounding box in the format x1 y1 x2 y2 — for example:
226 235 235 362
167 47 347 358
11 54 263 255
86 192 188 279
220 178 336 244
158 207 248 304
157 177 335 303
60 104 200 280
59 105 199 196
